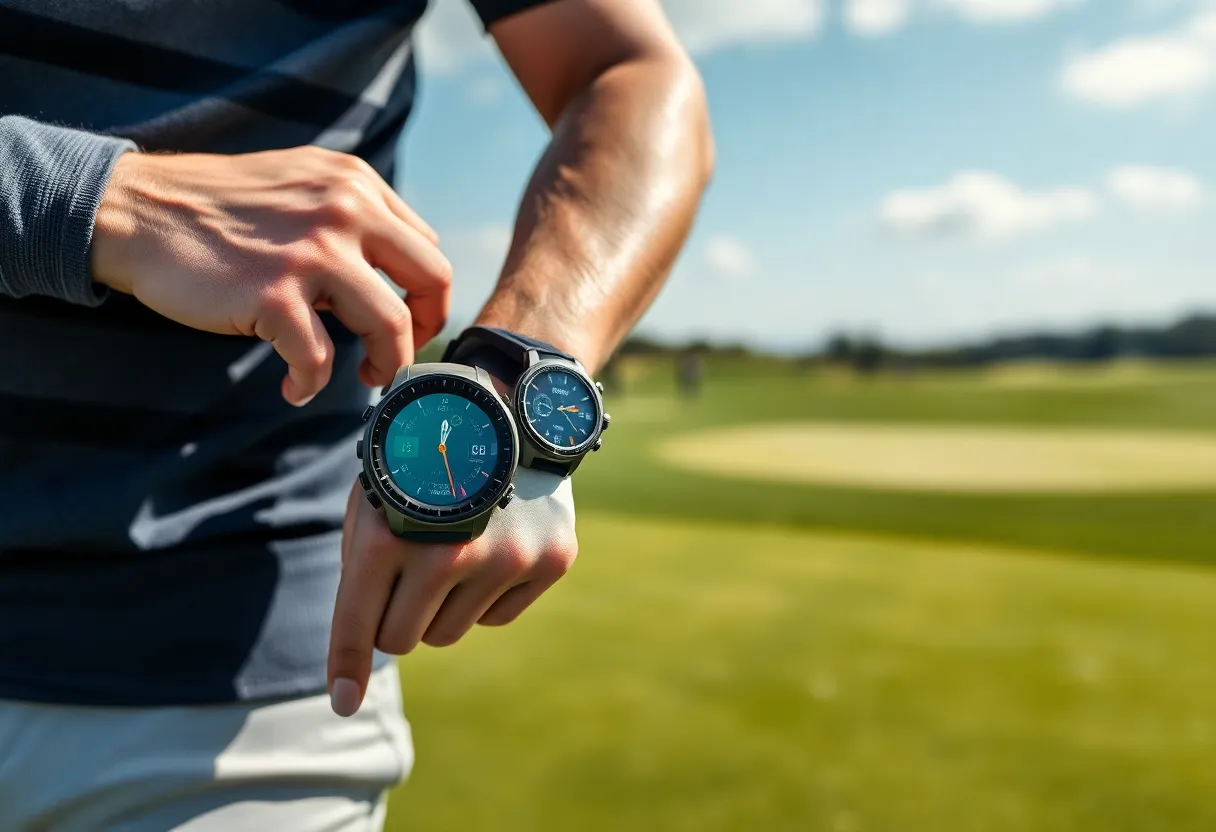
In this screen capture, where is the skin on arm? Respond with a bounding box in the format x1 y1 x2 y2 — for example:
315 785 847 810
327 0 713 715
480 0 715 373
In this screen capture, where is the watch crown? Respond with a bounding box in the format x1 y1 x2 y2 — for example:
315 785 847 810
498 483 517 509
601 413 611 431
595 381 604 394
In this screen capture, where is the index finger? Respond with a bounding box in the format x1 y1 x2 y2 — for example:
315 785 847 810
328 515 401 717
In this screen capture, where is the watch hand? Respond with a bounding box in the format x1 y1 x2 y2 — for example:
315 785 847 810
438 441 457 499
437 420 457 497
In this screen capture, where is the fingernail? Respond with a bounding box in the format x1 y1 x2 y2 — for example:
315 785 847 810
330 678 361 717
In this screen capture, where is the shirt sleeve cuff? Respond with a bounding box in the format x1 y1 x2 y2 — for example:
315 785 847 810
0 116 137 307
468 0 559 30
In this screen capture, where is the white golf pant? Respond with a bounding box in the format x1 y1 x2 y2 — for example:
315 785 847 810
0 663 412 831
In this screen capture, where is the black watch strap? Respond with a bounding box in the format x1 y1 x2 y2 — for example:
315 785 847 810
442 326 573 385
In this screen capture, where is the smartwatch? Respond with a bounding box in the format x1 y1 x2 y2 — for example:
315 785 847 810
357 363 518 542
443 326 610 478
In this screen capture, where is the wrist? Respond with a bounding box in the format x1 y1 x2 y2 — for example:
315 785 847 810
91 151 145 294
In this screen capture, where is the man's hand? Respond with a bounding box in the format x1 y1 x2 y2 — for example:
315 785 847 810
327 468 578 717
91 146 452 405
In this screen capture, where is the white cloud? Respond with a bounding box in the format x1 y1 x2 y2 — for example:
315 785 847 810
845 0 912 36
705 235 759 279
880 171 1096 241
1061 12 1216 107
844 0 1077 37
659 0 825 54
1107 166 1205 211
1062 38 1212 106
937 0 1076 23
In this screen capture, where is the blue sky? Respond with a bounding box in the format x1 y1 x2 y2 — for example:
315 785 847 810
399 0 1216 350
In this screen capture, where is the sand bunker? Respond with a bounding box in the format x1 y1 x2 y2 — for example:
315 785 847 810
658 423 1216 493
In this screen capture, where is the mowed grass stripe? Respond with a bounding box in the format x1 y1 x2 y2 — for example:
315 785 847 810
659 423 1216 493
388 513 1216 832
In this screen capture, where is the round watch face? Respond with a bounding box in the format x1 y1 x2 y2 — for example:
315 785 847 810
367 374 515 522
519 364 602 455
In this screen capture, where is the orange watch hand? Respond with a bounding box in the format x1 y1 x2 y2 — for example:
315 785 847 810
438 444 457 499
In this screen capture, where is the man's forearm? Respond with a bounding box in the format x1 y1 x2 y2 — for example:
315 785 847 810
475 54 713 373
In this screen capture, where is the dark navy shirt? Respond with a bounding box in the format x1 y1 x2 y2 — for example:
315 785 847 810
0 0 550 706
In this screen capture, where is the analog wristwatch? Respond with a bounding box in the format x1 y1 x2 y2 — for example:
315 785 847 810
442 326 609 478
357 363 518 541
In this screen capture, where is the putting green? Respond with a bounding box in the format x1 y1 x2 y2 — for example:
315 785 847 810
658 423 1216 493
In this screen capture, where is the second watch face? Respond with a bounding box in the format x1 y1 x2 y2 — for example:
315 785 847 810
521 366 601 453
384 392 502 506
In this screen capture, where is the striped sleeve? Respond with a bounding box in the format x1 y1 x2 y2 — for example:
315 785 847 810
0 116 136 307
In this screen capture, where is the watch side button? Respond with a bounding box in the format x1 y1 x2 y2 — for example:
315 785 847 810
355 439 364 459
366 491 382 510
498 483 517 509
595 381 604 394
592 438 603 452
358 472 371 492
362 405 375 422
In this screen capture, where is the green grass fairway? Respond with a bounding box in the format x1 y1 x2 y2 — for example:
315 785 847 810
389 514 1216 832
385 359 1216 830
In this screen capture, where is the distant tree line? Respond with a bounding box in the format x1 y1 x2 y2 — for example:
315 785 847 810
614 311 1216 373
823 312 1216 373
615 335 754 359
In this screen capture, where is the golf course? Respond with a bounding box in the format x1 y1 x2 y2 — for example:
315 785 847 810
385 357 1216 831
